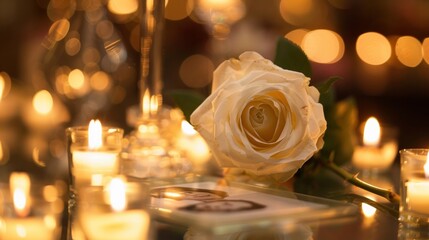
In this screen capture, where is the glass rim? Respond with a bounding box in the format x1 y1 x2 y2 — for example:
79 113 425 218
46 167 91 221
399 148 429 155
66 126 124 134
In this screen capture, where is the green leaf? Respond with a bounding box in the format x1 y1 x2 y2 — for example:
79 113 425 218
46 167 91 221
316 76 341 94
165 89 206 122
321 97 358 165
274 37 312 78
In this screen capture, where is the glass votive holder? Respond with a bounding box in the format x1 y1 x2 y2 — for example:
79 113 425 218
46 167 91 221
352 124 398 173
77 177 152 240
0 177 64 240
66 123 124 199
399 149 429 228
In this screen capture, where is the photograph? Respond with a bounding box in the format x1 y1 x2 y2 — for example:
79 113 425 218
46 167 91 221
150 180 330 224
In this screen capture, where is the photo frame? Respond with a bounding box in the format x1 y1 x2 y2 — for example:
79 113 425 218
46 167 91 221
148 176 358 235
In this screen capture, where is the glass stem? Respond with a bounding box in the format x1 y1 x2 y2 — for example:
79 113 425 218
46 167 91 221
139 0 165 115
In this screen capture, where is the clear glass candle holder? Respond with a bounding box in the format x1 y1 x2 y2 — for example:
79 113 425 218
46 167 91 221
76 177 152 240
399 149 429 228
0 181 64 240
66 126 124 199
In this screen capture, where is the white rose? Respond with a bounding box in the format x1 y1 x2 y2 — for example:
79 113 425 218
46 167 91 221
190 51 327 179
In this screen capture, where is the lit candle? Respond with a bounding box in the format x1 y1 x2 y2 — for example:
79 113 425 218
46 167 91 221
71 120 120 189
10 173 31 217
0 173 56 240
406 152 429 215
22 90 70 131
80 178 150 240
352 117 397 171
175 120 211 169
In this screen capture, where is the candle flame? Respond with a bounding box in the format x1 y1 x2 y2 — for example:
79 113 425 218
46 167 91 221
88 119 102 150
181 120 197 135
32 90 53 115
150 94 158 116
424 152 429 178
141 89 158 119
142 89 150 119
107 177 127 212
10 172 31 217
363 117 381 146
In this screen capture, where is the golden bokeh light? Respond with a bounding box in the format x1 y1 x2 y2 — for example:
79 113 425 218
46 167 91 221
284 29 309 46
55 73 69 95
356 32 391 65
212 24 231 40
96 20 114 40
48 19 70 42
279 0 313 25
65 37 81 56
107 0 138 15
68 69 85 90
423 38 429 65
43 185 59 203
129 25 140 52
165 0 194 21
179 54 214 88
32 147 46 167
280 0 312 15
47 0 76 21
33 90 54 115
302 29 344 64
195 0 245 27
90 71 111 91
395 36 423 67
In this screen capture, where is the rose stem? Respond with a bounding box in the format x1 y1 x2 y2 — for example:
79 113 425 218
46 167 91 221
321 157 400 205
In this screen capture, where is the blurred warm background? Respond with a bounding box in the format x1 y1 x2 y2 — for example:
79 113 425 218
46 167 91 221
1 0 429 181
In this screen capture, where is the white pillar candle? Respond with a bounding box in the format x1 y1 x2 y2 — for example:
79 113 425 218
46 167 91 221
72 150 119 188
0 218 56 240
176 120 211 167
69 120 122 190
78 177 150 240
406 181 429 215
81 210 150 240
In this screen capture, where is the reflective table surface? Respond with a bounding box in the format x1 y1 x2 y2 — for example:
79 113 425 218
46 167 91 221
61 162 429 240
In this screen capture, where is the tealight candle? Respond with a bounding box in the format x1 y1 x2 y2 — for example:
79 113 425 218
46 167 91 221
0 173 63 240
66 120 123 194
352 117 398 172
399 149 429 227
175 120 211 171
78 177 151 240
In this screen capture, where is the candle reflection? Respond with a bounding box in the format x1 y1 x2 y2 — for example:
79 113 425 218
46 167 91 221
10 172 31 217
